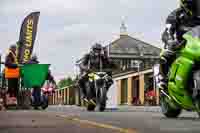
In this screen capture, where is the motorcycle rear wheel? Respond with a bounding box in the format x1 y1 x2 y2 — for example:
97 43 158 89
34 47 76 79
41 102 48 110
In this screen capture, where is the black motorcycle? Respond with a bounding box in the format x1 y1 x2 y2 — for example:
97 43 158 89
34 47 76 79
85 72 110 112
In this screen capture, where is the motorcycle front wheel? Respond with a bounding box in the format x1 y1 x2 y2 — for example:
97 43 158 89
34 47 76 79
160 96 181 118
97 87 107 112
98 102 106 112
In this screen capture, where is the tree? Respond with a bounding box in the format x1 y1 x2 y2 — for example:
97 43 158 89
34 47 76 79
58 76 74 89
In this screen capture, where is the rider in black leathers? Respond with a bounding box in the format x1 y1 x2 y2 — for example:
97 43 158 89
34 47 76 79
78 43 117 101
159 0 200 90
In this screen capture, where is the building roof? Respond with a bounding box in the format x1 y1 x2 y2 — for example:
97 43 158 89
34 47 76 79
108 35 161 58
76 35 161 65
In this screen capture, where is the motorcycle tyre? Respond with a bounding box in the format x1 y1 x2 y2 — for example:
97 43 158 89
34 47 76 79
160 96 182 118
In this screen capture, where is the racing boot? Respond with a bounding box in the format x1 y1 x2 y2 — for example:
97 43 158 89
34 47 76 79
81 95 89 103
89 99 96 106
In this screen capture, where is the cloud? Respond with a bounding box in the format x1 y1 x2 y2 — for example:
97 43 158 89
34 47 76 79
0 0 178 78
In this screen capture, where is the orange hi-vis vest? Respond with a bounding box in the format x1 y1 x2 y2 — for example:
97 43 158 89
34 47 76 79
4 50 20 79
4 67 20 78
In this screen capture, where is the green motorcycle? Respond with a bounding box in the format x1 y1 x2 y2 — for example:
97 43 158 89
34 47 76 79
157 26 200 118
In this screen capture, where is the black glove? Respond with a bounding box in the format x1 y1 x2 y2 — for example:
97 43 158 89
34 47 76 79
167 40 181 50
86 69 92 73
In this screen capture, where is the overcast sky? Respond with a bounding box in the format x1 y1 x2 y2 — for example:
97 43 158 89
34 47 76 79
0 0 178 80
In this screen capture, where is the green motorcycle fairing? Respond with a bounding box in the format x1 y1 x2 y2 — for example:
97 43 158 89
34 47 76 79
168 26 200 110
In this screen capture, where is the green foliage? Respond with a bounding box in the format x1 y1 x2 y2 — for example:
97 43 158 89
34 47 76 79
58 76 74 89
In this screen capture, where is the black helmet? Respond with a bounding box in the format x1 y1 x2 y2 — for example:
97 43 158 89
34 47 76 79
180 0 193 15
180 0 200 17
92 43 102 51
91 43 102 56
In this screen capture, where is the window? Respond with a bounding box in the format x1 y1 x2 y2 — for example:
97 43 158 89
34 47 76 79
131 60 135 68
127 59 131 69
131 60 142 68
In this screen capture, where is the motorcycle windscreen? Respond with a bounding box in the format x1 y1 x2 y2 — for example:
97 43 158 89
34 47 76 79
193 0 200 18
